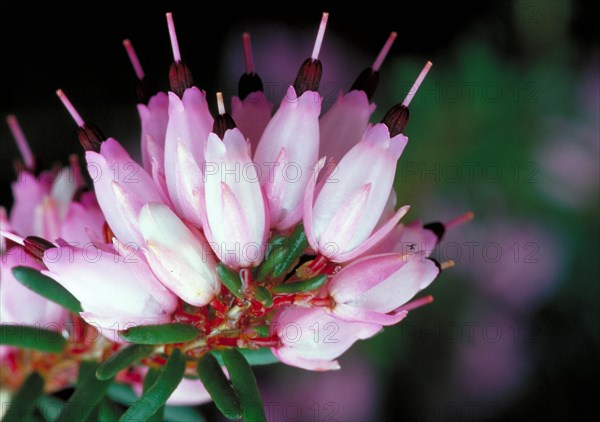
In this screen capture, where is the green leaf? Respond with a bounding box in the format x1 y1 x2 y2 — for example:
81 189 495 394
0 324 66 353
253 286 273 307
216 263 244 299
37 395 65 421
255 246 287 281
222 349 266 422
272 274 328 294
272 223 308 277
212 348 280 367
197 353 242 419
143 368 164 422
119 323 199 344
96 344 155 380
119 348 186 422
106 383 138 406
164 405 205 422
12 266 83 313
58 362 113 422
3 371 44 421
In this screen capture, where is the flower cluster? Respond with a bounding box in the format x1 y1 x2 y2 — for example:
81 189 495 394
1 12 470 416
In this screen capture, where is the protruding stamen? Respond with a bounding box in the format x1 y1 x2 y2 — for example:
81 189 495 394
56 89 85 127
440 260 455 270
216 92 226 115
166 12 181 62
56 89 105 152
243 33 254 74
238 32 264 99
212 92 236 138
445 211 474 230
372 32 397 72
397 295 434 312
6 115 35 169
123 39 145 80
311 12 329 60
69 154 85 189
402 61 433 107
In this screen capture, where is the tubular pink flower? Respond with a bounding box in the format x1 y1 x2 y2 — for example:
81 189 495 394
138 92 169 172
231 91 273 153
304 123 409 262
59 192 105 247
9 171 52 236
327 251 439 325
254 86 321 230
366 220 439 257
138 202 220 306
42 244 178 330
319 90 376 165
270 306 381 371
85 138 163 246
164 87 213 227
202 129 268 268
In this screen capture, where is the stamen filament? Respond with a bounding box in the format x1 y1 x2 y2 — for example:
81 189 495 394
311 12 329 60
396 295 434 312
242 33 254 74
166 12 181 62
56 89 85 127
6 115 35 169
372 32 398 72
216 92 226 115
445 211 474 230
402 61 433 107
122 39 145 80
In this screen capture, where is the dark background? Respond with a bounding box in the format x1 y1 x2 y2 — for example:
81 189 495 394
1 1 598 421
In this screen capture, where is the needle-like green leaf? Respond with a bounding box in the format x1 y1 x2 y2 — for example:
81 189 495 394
119 323 199 344
12 266 83 313
96 344 156 380
119 348 186 422
0 324 66 353
222 349 266 422
197 353 242 419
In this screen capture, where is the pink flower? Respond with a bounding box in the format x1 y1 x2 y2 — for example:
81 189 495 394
270 306 381 371
60 192 105 247
327 251 439 325
9 171 52 237
319 90 375 165
366 220 439 257
86 138 163 246
138 202 220 306
253 86 321 230
164 87 213 227
304 123 410 262
231 91 273 153
138 92 169 173
202 129 268 268
42 244 178 330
